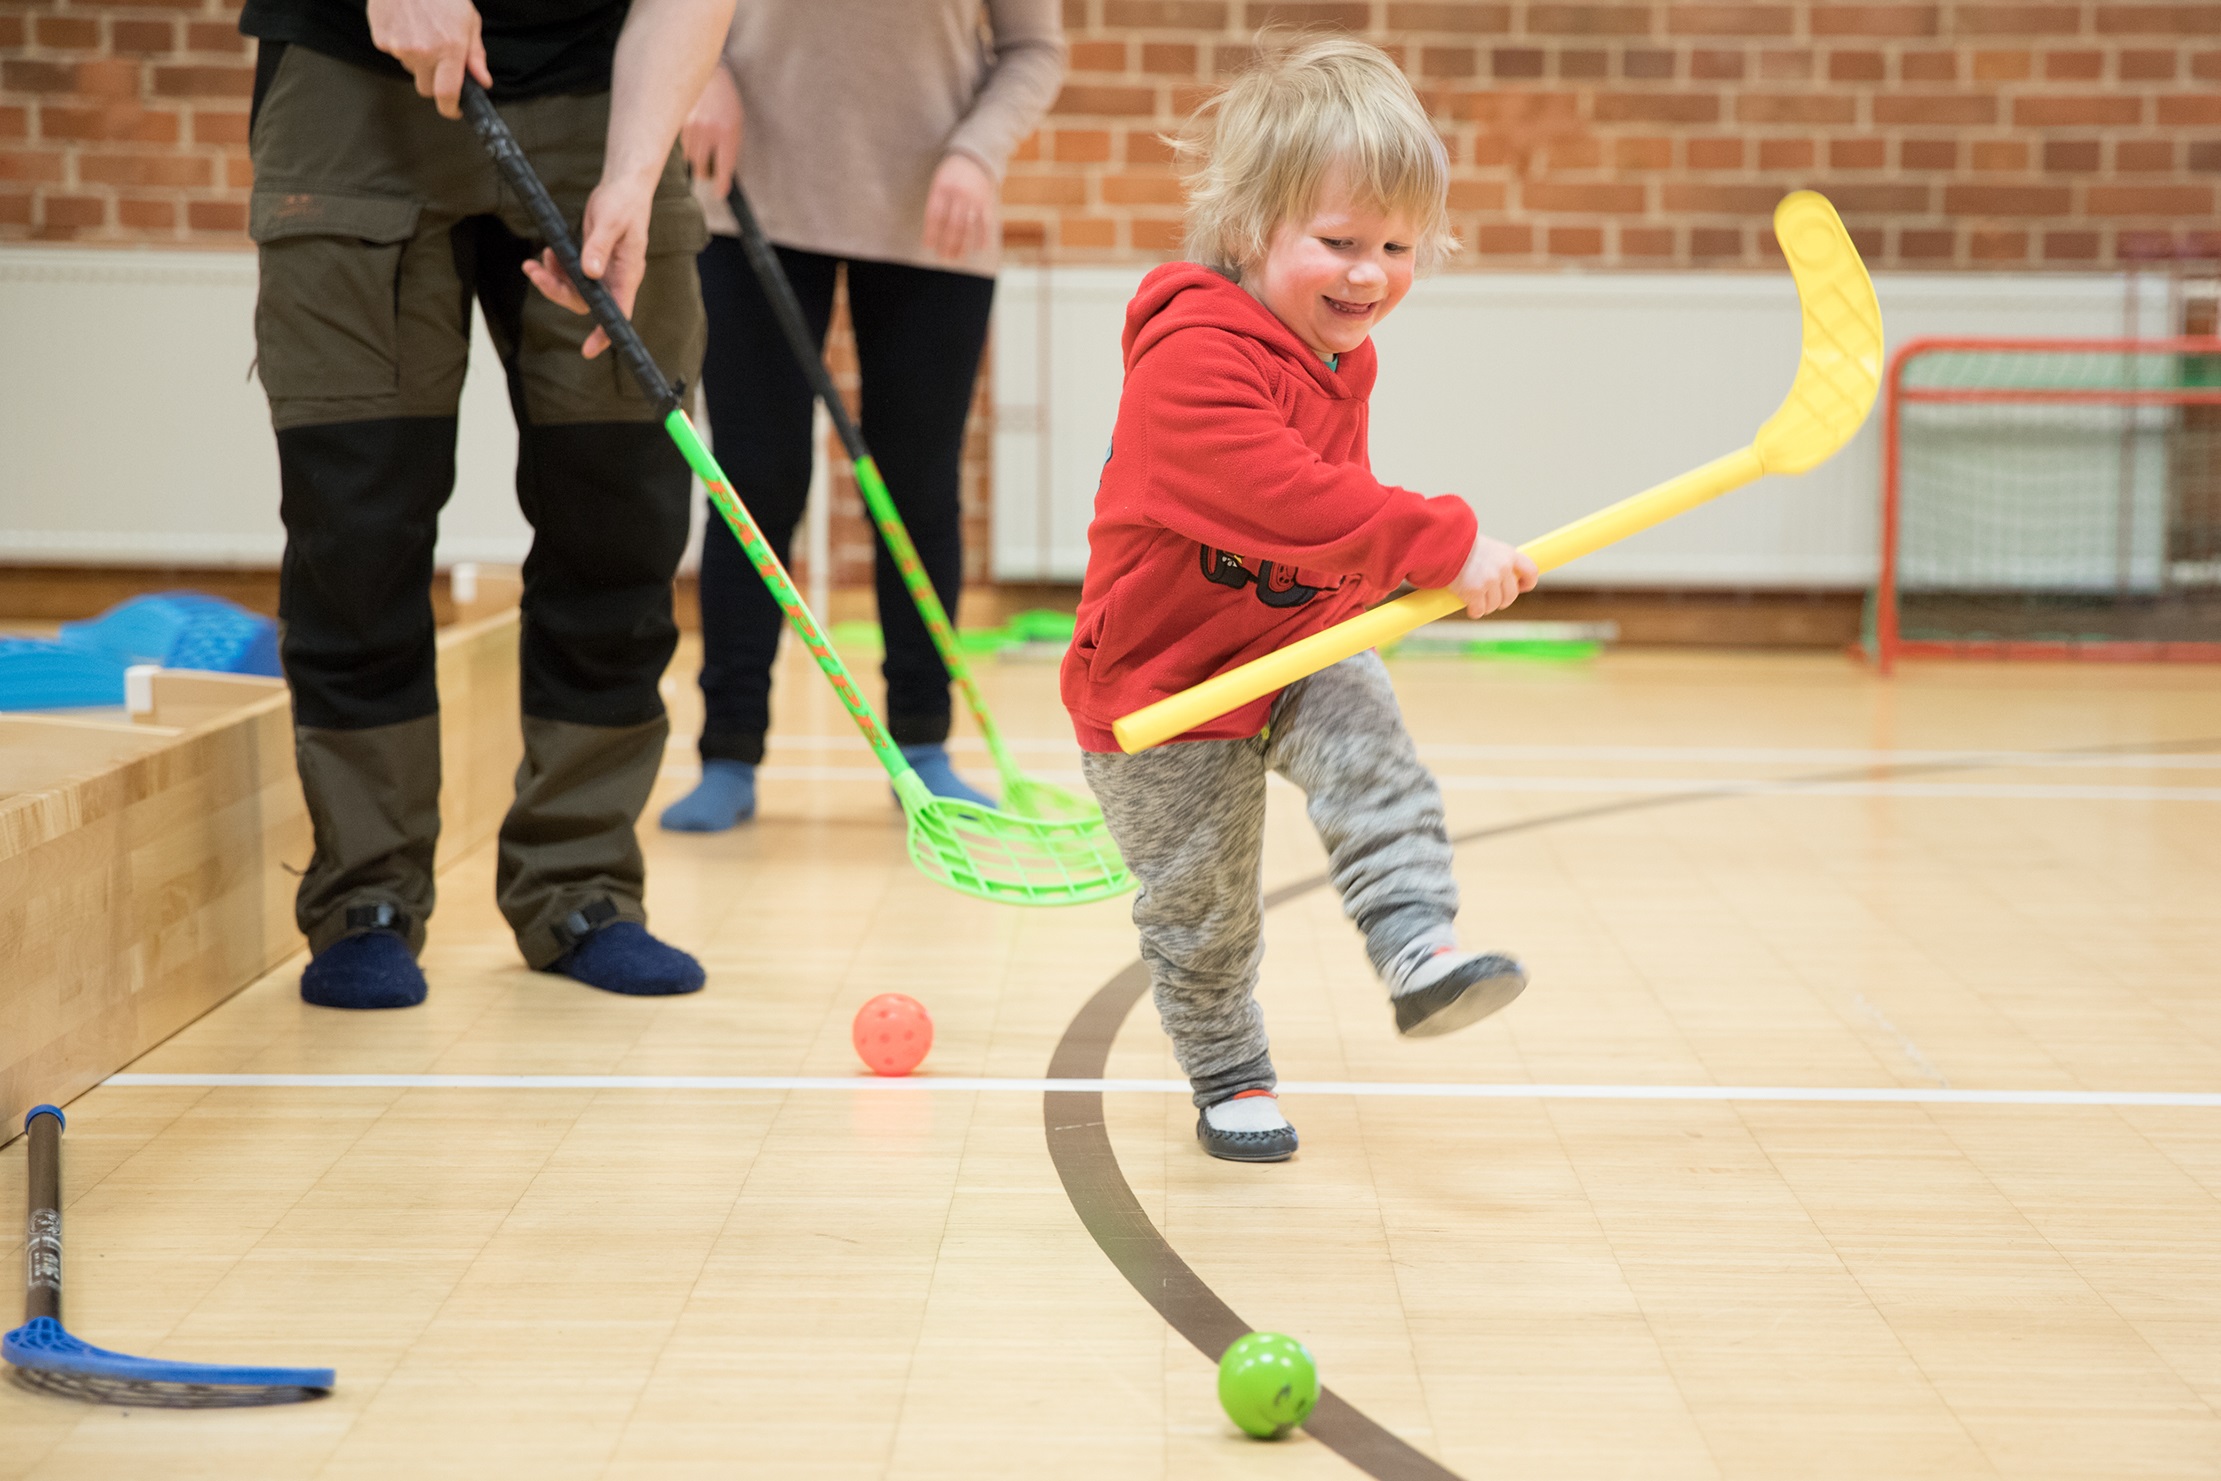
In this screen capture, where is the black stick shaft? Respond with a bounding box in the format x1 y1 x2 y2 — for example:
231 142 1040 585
458 80 682 418
24 1110 61 1324
726 185 869 464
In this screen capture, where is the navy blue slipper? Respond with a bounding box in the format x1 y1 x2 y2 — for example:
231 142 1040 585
545 920 705 997
300 930 427 1010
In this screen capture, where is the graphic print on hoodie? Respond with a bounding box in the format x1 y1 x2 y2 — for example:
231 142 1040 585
1059 263 1480 752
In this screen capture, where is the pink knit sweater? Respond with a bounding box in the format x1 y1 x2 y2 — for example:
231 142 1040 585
702 0 1067 278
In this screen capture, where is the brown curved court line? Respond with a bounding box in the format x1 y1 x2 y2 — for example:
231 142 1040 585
1041 737 2219 1479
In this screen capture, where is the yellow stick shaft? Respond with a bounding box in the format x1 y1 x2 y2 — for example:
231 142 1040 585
1519 446 1763 575
1110 445 1766 753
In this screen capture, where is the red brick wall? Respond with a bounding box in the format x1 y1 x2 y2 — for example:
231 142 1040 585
1010 0 2221 269
5 3 2214 261
5 1 2214 586
0 0 250 241
0 1 981 590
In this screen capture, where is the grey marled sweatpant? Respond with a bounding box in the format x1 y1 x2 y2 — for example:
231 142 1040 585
1080 652 1458 1107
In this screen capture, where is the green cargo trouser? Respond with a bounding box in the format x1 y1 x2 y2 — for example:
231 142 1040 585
250 44 708 968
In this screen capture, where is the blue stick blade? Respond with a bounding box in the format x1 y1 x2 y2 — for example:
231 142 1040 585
5 1318 334 1393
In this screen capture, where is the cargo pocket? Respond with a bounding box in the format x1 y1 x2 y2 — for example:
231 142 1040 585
250 190 423 403
617 193 710 406
646 193 711 259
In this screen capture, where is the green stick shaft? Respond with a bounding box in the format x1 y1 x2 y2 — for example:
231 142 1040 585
725 187 1009 767
664 410 912 781
848 456 1008 755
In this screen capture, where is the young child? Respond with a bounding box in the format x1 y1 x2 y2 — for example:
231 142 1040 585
1061 35 1539 1164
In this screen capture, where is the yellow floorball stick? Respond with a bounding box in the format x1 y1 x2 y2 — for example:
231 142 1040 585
1112 190 1885 755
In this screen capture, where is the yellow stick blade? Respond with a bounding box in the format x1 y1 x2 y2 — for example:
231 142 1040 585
1754 191 1884 474
1111 191 1884 755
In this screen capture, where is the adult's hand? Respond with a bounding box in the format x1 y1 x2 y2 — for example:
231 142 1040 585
367 0 490 120
922 152 996 263
682 62 743 196
520 173 656 359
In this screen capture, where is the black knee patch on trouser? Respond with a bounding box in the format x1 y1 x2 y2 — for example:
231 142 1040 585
514 420 690 730
273 409 690 732
278 418 455 731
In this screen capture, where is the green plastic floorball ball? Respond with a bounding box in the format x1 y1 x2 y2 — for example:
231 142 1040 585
1217 1332 1320 1439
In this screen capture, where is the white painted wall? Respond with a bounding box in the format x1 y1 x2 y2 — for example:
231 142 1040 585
991 266 2162 586
0 246 529 566
0 245 2160 589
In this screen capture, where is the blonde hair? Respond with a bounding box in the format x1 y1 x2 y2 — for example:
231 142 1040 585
1177 34 1455 280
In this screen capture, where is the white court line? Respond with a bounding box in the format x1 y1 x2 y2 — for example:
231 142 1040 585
665 764 2221 804
103 1073 2221 1107
1428 775 2221 802
743 735 2221 770
1414 743 2221 770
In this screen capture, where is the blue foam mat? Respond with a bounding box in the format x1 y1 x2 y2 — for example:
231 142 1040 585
0 640 131 709
0 592 280 711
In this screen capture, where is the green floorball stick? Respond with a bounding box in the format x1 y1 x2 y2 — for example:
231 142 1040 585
460 84 1131 907
726 183 1100 825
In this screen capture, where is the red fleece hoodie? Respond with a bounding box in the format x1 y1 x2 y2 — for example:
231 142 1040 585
1060 263 1479 752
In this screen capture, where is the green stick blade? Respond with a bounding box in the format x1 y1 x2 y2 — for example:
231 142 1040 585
904 796 1134 906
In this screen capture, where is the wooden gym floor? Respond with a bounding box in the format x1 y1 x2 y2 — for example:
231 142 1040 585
4 641 2220 1479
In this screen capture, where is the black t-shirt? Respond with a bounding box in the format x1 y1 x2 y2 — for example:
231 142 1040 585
240 1 630 99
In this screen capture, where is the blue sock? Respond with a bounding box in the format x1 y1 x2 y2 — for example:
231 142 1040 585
660 759 755 832
900 743 995 809
546 920 705 996
300 931 426 1010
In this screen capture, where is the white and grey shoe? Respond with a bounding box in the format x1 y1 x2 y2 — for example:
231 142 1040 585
1196 1090 1299 1162
1392 952 1527 1038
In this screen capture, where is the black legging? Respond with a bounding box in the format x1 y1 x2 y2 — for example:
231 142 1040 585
694 236 995 764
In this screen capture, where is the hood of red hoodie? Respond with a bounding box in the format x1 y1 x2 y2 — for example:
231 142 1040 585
1121 262 1376 402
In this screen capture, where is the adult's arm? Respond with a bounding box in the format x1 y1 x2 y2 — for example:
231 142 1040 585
923 0 1067 261
521 0 735 357
679 2 746 196
945 0 1068 179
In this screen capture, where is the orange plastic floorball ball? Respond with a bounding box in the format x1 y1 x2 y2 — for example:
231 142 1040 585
853 993 933 1077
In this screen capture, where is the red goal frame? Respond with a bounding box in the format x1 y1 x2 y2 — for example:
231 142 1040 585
1874 335 2221 673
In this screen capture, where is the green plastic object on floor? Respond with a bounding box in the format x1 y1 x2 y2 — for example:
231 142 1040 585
459 82 1130 908
1383 619 1611 664
1218 1332 1320 1440
726 183 1106 828
833 610 1077 659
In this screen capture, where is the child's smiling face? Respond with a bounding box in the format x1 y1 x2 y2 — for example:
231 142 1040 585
1246 168 1418 362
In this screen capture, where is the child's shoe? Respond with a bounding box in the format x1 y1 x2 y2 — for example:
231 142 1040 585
1391 948 1527 1037
1195 1089 1298 1162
